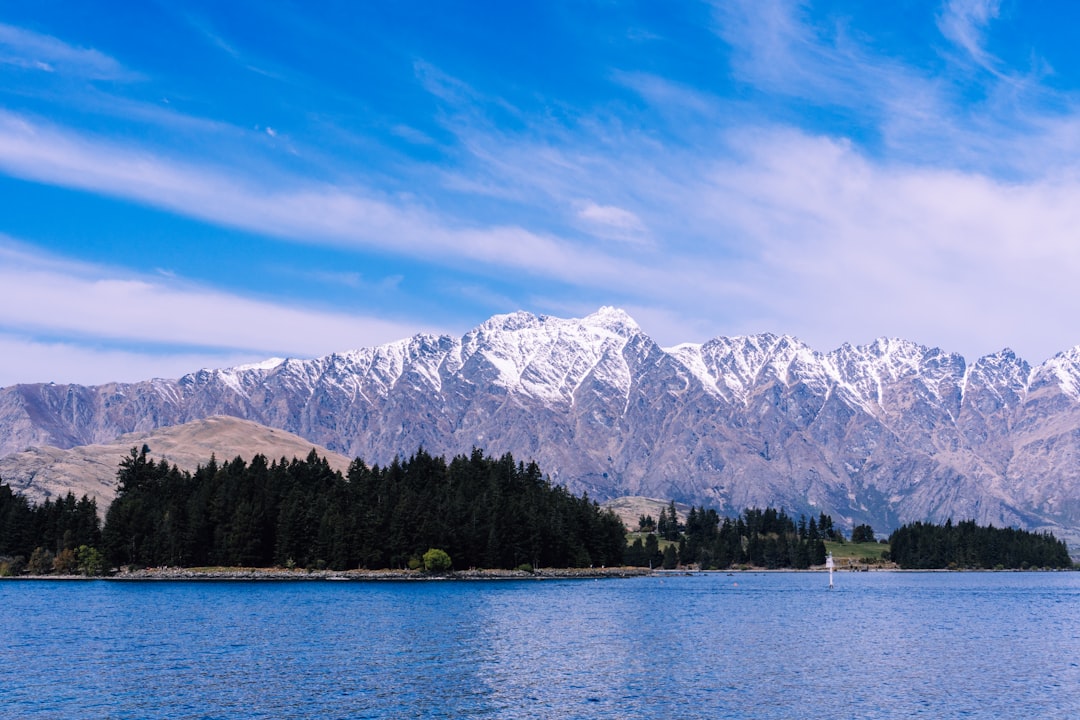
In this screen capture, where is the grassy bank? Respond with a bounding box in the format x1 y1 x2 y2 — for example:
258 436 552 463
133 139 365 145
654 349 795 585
825 540 892 566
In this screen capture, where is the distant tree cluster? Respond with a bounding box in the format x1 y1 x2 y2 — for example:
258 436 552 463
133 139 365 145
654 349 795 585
101 445 625 571
636 514 656 533
0 483 103 576
656 502 681 541
888 519 1072 569
625 504 835 570
851 523 877 543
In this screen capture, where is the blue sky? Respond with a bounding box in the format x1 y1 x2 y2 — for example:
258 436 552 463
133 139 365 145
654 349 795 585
3 0 1080 386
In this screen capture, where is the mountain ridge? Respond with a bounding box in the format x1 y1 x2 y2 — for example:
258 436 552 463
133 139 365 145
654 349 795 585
3 307 1080 548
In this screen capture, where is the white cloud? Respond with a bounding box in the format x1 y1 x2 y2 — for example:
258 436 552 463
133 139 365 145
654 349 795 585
399 51 1080 359
576 201 647 243
0 110 700 301
613 71 719 118
0 334 260 387
0 22 134 81
937 0 1002 71
699 128 1080 360
712 0 864 105
0 241 428 383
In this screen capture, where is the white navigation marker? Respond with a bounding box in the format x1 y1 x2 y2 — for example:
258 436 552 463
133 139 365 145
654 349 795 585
826 552 835 589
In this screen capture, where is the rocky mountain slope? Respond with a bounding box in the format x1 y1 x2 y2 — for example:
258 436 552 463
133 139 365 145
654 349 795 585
3 307 1080 545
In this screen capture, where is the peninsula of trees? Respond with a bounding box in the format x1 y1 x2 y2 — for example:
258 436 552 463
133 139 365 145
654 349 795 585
887 519 1071 569
101 445 626 571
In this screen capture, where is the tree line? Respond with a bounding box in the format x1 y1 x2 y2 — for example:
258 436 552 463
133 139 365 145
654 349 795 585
3 447 1076 575
0 484 103 575
887 519 1072 569
624 501 838 570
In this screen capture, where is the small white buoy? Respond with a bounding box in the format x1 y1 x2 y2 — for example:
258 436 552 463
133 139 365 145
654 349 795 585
826 552 835 589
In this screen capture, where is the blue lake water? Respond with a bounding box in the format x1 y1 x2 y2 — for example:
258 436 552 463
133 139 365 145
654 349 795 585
2 572 1079 719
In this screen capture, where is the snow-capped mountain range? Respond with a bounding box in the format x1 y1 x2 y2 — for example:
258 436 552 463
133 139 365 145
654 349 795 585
4 307 1080 543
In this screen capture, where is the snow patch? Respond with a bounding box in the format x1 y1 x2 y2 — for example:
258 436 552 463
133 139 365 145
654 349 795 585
233 357 286 372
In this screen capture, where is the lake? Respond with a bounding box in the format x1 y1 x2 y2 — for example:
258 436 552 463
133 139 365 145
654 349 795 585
2 572 1079 719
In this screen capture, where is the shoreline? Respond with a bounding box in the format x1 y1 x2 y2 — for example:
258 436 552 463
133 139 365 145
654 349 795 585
2 566 655 581
5 565 1071 581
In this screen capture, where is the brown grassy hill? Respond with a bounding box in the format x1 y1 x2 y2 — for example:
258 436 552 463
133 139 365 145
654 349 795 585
602 496 690 530
0 415 352 513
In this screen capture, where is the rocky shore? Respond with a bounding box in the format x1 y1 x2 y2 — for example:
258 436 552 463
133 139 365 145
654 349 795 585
105 566 653 581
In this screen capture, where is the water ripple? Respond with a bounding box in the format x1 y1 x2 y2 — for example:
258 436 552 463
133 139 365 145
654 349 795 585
2 573 1080 718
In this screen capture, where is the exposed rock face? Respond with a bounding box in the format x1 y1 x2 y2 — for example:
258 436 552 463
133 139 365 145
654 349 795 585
2 307 1080 544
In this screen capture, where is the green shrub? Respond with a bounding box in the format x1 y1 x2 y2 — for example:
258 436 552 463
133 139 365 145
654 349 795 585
423 548 452 573
76 545 106 577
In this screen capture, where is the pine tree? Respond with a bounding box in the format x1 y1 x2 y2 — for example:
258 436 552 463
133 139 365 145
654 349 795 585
662 543 678 569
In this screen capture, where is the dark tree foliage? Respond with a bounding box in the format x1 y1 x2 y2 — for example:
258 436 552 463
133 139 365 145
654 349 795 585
661 544 678 569
888 519 1073 570
0 478 101 564
627 504 828 570
657 501 682 541
101 447 625 571
0 482 34 559
851 524 876 543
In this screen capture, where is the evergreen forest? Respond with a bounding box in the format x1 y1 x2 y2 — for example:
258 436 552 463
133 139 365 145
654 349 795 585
887 519 1072 569
98 445 626 571
624 501 835 570
0 484 103 575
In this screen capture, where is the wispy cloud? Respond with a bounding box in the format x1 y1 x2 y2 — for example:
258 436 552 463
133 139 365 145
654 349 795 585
700 128 1080 359
613 71 719 119
0 110 701 302
0 334 258 388
0 239 426 384
294 269 404 292
176 9 289 82
937 0 1002 72
403 51 1080 358
0 22 135 80
390 123 436 146
711 0 870 105
576 201 648 244
710 0 1080 178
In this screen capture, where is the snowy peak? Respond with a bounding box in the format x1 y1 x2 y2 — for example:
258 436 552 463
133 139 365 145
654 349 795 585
825 338 967 411
830 337 948 384
471 309 547 335
581 306 640 335
233 358 286 373
1035 346 1080 400
200 311 1080 413
672 333 829 403
966 349 1030 405
458 308 643 403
